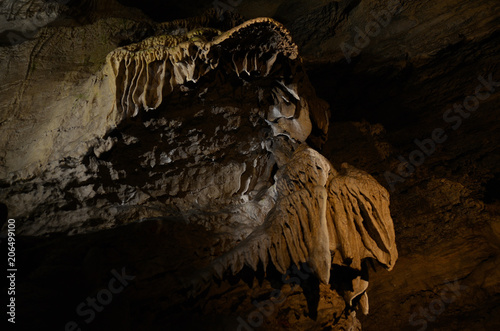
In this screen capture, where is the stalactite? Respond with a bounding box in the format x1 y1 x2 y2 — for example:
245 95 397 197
105 12 397 313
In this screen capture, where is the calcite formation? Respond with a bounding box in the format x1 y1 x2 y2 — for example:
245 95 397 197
105 13 397 315
0 9 397 327
2 1 499 330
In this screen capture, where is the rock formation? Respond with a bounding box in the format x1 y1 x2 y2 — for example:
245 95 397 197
0 7 398 329
1 0 498 330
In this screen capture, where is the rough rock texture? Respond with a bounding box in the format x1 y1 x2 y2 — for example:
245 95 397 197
0 5 398 330
1 0 499 330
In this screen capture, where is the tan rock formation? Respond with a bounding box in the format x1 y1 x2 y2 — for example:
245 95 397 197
0 6 400 330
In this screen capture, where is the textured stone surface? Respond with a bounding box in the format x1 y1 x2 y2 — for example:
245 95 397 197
1 0 499 330
0 6 399 330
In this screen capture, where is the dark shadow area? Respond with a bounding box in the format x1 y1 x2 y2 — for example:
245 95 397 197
300 272 321 320
483 173 500 204
328 262 369 306
116 0 210 22
0 202 7 229
305 30 500 135
10 217 225 330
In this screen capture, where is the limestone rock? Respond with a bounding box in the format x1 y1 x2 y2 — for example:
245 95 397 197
0 6 401 330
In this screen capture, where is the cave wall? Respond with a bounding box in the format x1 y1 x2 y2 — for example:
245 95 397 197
1 1 499 330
